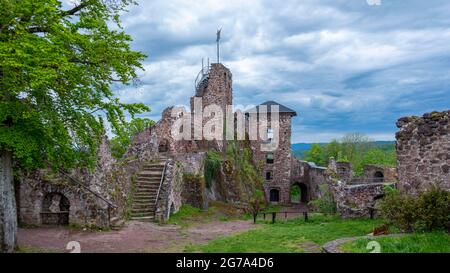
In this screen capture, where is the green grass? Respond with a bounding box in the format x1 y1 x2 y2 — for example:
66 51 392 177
16 246 60 253
167 205 205 227
185 214 383 253
341 232 450 253
167 202 247 227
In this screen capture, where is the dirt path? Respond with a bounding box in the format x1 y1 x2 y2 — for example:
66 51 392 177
17 220 256 253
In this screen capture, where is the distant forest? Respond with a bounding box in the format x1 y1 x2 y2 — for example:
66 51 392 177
292 133 396 176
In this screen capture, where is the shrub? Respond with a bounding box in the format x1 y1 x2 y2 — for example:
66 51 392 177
379 191 417 232
247 189 266 224
415 186 450 231
379 185 450 232
308 184 337 214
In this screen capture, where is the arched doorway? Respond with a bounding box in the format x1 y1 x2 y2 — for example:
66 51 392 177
41 193 70 225
291 183 308 203
373 171 384 183
158 139 169 153
269 189 280 203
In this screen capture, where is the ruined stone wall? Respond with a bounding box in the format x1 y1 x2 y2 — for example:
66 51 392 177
331 182 387 218
362 165 397 183
155 153 206 221
19 170 111 228
290 159 327 202
396 110 450 194
19 136 117 228
309 166 328 199
251 114 293 204
181 173 207 210
124 106 184 160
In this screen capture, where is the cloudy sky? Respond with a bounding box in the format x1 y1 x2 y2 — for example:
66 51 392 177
110 0 450 143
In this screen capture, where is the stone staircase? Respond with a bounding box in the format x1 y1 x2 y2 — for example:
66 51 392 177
130 156 167 221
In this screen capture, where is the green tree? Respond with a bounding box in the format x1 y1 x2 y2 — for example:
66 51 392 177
301 133 397 176
110 117 155 159
304 143 325 166
323 140 341 164
361 148 396 168
0 0 147 252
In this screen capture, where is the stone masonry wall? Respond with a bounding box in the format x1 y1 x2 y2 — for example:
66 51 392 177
190 63 233 152
362 165 397 183
396 110 450 194
19 136 116 228
331 182 387 218
19 170 111 228
155 153 206 221
290 159 327 202
251 114 293 204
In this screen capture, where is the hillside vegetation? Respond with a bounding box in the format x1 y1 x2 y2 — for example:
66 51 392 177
293 133 396 176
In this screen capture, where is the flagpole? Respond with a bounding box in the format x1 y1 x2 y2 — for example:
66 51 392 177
216 28 221 63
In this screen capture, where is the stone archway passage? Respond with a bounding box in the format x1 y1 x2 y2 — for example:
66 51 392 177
158 139 169 153
291 183 308 203
269 189 280 203
41 193 70 225
290 184 301 203
373 171 384 183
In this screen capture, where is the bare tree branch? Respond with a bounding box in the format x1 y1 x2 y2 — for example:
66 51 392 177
61 1 92 17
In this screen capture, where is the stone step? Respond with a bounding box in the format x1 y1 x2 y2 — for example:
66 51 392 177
134 195 155 199
133 201 156 206
133 194 156 198
142 165 165 169
134 187 158 192
143 162 166 167
136 178 161 183
131 211 155 216
137 173 161 180
132 202 155 207
135 184 160 188
134 200 156 204
140 170 163 175
134 190 157 194
132 206 156 211
131 207 156 212
133 198 156 203
135 181 160 186
138 172 162 176
135 189 158 194
134 181 161 188
134 192 156 200
130 216 154 221
135 189 158 193
135 188 159 192
135 179 161 186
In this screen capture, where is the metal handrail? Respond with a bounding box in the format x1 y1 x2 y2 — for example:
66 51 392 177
194 65 211 91
57 168 117 208
155 159 168 206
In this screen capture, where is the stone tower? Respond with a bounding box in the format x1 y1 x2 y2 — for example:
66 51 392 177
247 101 297 204
190 63 233 151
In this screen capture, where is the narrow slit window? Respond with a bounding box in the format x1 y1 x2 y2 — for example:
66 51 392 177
266 171 273 180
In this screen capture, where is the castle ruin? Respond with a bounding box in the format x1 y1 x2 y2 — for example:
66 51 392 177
15 61 450 228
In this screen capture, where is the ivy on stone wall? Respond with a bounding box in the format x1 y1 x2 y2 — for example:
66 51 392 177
204 151 221 188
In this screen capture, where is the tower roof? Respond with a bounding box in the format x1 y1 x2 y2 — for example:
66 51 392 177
245 101 297 116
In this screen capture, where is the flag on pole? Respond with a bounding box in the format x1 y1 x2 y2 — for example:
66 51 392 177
216 28 221 42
